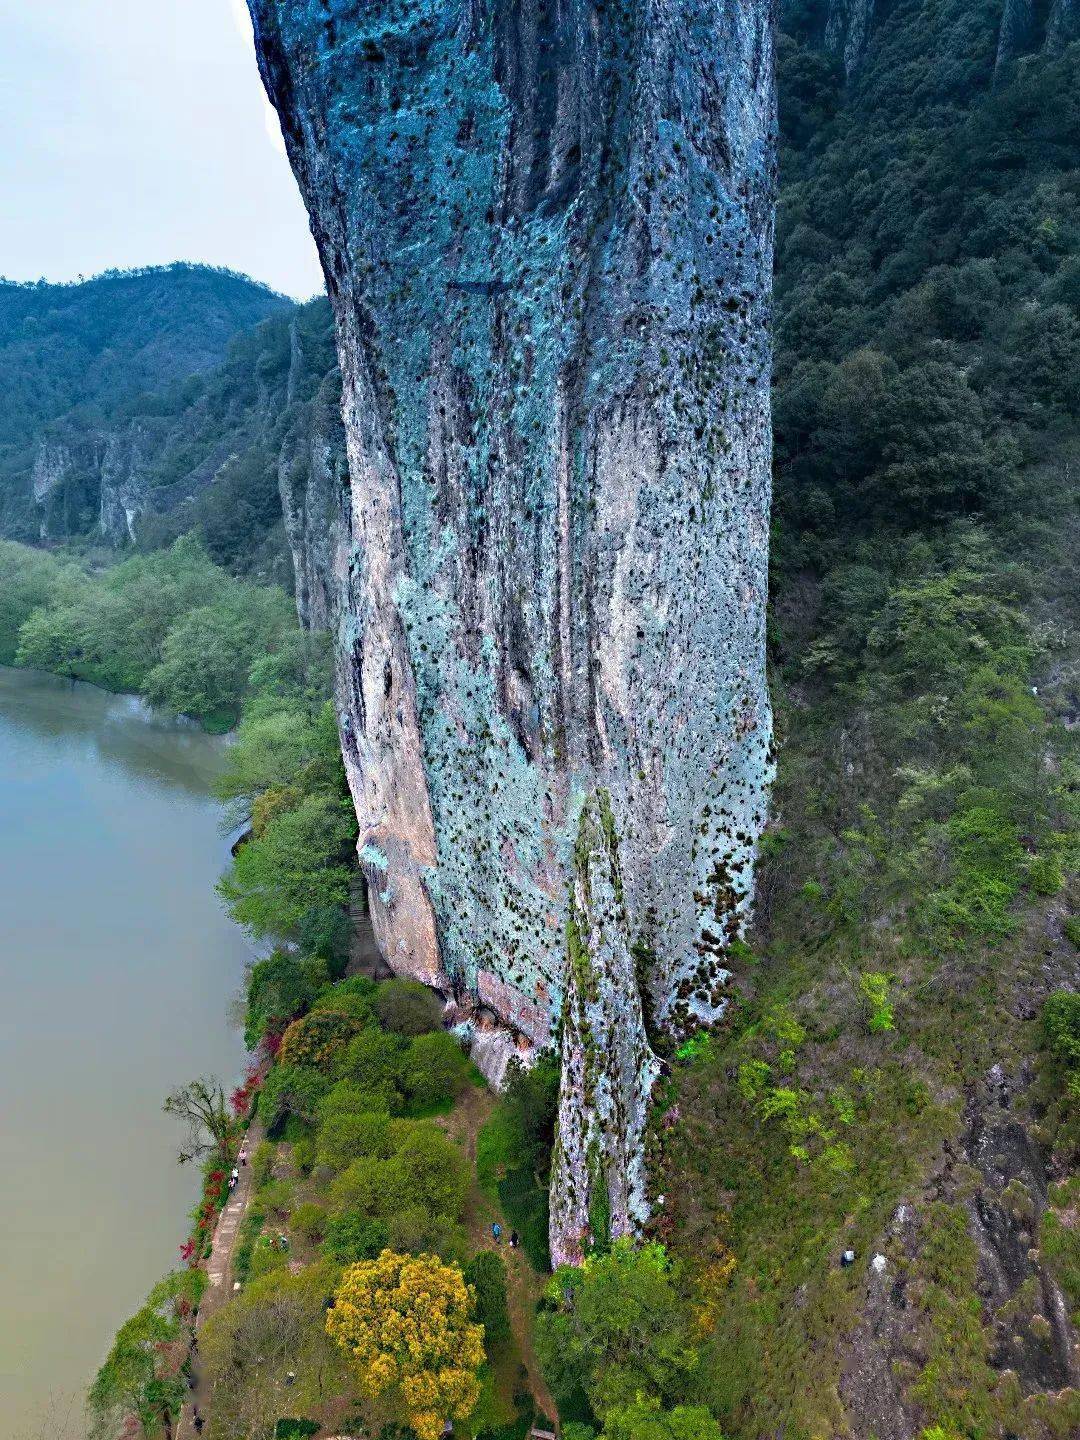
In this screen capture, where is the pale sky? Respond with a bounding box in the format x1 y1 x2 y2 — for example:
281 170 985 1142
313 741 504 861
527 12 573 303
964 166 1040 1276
0 0 324 299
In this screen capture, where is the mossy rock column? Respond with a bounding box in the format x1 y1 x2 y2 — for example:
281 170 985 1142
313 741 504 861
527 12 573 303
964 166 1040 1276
247 0 777 1265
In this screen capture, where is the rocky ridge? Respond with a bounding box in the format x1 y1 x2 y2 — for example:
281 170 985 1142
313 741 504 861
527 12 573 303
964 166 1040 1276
248 0 778 1262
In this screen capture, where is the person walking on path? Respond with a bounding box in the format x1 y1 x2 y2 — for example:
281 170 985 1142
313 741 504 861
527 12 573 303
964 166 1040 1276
492 1221 502 1243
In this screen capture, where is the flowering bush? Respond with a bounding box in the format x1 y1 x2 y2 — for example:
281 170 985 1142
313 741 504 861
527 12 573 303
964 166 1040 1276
279 1007 367 1071
188 1166 230 1258
231 1064 262 1118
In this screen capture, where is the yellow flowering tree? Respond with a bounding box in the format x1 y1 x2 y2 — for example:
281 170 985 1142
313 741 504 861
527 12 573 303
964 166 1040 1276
326 1249 484 1440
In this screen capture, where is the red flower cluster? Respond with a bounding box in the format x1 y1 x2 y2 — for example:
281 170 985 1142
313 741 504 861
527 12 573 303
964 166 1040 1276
186 1166 232 1258
230 1064 261 1118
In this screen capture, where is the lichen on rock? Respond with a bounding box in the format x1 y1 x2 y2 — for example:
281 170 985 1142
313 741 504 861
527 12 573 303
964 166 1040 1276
247 0 777 1264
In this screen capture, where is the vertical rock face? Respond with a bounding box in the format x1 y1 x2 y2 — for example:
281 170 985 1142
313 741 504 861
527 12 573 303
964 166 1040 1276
995 0 1078 70
824 0 877 79
277 317 352 631
248 0 777 1263
782 0 877 80
99 426 150 543
31 429 147 543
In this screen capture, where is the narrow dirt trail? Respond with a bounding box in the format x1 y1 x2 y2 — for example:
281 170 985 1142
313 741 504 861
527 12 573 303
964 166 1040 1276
441 1086 559 1428
176 1122 263 1440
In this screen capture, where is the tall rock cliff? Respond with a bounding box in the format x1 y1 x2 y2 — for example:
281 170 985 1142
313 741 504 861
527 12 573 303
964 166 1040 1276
996 0 1079 69
824 0 877 78
248 0 777 1263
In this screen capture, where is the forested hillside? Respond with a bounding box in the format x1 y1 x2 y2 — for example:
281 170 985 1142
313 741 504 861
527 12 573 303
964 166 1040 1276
0 265 294 545
652 5 1080 1438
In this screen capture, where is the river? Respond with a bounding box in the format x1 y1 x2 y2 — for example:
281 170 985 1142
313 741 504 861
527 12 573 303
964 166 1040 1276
0 668 250 1439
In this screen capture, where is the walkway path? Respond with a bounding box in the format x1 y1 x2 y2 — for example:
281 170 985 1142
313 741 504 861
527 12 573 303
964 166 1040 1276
176 1123 263 1440
443 1086 559 1428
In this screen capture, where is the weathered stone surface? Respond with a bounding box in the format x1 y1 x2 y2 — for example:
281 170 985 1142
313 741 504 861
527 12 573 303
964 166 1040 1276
277 320 351 630
31 428 148 543
248 0 777 1263
782 0 876 79
995 0 1079 70
1047 0 1080 52
824 0 877 78
100 426 151 543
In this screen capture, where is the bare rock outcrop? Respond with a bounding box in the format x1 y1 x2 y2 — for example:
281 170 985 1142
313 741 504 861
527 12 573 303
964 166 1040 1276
248 0 777 1263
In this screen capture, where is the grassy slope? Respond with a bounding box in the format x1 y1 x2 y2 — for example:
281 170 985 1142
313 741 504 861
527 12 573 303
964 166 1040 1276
653 6 1080 1437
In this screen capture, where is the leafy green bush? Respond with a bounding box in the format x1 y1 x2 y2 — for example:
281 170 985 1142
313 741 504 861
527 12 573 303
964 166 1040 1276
244 950 321 1048
321 1213 389 1265
373 978 445 1036
317 1078 393 1124
327 1121 470 1228
464 1251 511 1348
251 1141 275 1188
278 1007 368 1071
291 1135 316 1177
311 974 376 1022
0 542 68 663
316 1110 394 1172
143 583 294 726
1043 992 1080 1073
602 1399 724 1440
218 794 355 940
536 1241 697 1422
1027 854 1064 896
858 972 895 1034
333 1028 407 1105
403 1030 471 1110
258 1064 328 1135
289 1203 327 1244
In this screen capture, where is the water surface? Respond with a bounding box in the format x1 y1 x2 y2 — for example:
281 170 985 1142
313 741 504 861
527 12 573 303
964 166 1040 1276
0 668 249 1438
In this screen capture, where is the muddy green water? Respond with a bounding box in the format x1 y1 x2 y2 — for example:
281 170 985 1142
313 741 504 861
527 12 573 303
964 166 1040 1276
0 668 250 1439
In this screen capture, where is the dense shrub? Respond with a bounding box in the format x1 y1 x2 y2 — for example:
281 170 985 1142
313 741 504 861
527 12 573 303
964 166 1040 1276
373 979 445 1036
244 950 322 1048
403 1031 471 1109
464 1251 511 1347
259 1064 328 1135
316 1110 394 1172
321 1213 390 1265
334 1028 407 1106
278 1008 368 1071
1043 992 1080 1073
537 1241 697 1422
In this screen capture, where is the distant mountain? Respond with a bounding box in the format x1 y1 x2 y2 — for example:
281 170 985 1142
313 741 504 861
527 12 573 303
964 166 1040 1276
0 264 294 540
132 293 347 618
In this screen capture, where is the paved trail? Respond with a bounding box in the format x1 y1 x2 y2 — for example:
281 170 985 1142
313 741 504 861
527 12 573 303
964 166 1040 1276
176 1124 262 1440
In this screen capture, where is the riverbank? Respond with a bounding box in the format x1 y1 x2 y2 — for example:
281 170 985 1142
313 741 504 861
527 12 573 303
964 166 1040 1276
0 669 250 1440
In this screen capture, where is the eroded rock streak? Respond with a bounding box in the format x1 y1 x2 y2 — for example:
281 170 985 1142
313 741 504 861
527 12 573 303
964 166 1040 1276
248 0 777 1263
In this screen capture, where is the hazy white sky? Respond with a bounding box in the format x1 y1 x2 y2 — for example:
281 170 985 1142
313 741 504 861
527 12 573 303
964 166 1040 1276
0 0 324 298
